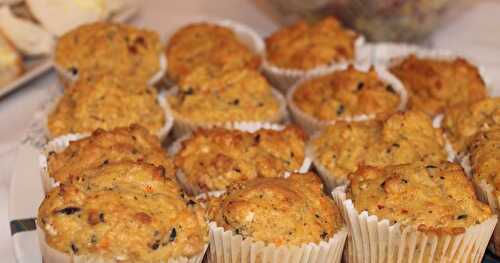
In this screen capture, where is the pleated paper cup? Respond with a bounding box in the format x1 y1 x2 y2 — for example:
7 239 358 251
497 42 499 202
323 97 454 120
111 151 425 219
262 36 368 93
165 87 288 139
332 185 497 263
474 180 500 256
36 220 208 263
208 222 347 263
287 63 408 135
168 122 312 195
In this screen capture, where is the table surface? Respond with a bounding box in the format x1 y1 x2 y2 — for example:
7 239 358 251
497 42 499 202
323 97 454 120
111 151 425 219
1 0 500 262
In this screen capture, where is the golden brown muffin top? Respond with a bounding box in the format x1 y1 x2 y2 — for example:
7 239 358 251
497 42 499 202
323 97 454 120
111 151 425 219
175 125 306 193
166 22 261 85
470 128 500 191
312 111 448 182
266 17 357 70
47 125 174 184
348 162 492 235
442 98 500 155
48 76 165 137
389 55 487 116
167 69 282 124
55 22 163 83
39 162 207 262
293 66 401 122
208 172 343 246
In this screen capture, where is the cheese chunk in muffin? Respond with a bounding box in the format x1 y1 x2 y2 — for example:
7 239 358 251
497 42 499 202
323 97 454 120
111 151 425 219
48 76 165 137
167 69 282 124
208 172 343 246
167 22 260 85
390 55 487 116
266 17 357 70
348 162 492 235
311 111 448 183
47 125 174 185
38 161 207 262
442 98 500 155
292 66 401 122
175 125 306 193
55 22 163 83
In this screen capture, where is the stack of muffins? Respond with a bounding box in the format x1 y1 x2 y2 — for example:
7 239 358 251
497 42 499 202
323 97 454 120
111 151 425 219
36 16 500 263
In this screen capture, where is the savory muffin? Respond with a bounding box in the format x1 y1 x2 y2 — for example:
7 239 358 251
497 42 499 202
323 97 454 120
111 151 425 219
167 69 283 125
291 66 402 122
266 17 357 70
0 30 23 87
174 125 306 193
348 162 492 234
46 125 175 185
55 22 164 83
47 76 166 137
311 110 448 187
166 22 261 85
470 128 500 189
208 172 343 246
38 162 207 262
389 55 487 116
442 98 500 155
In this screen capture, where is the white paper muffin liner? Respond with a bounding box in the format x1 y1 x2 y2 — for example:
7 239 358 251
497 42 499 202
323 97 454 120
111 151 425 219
332 185 497 263
36 220 208 263
165 87 289 139
287 63 408 135
54 53 168 87
474 180 500 256
262 36 368 93
168 122 312 195
208 221 347 263
43 88 174 141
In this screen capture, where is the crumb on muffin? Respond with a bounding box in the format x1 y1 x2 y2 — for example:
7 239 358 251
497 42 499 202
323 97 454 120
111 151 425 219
166 22 260 85
312 110 448 182
389 55 487 116
38 161 207 262
47 125 175 184
175 125 306 192
292 66 401 122
348 162 492 235
208 172 343 246
266 16 357 70
48 76 165 137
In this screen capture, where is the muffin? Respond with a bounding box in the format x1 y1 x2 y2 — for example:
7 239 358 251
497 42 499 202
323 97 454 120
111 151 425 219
54 22 165 84
173 125 307 194
0 30 23 87
167 69 286 137
333 162 496 262
442 98 500 155
42 125 175 192
208 172 347 263
309 110 448 190
38 161 208 262
166 22 261 87
389 55 488 116
47 76 169 138
469 128 500 255
288 65 405 134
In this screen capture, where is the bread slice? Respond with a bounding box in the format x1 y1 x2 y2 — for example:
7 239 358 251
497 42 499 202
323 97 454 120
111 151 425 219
0 29 23 87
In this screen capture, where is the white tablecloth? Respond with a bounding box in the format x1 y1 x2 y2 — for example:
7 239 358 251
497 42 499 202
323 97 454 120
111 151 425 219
1 0 499 262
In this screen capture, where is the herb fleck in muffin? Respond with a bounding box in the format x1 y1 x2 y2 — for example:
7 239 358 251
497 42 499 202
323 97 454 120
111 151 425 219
174 126 306 193
55 22 164 83
348 162 492 234
292 66 401 122
390 55 487 116
442 98 500 155
48 76 166 137
208 172 343 246
266 17 357 70
311 111 447 187
47 125 174 185
167 22 260 86
38 161 207 262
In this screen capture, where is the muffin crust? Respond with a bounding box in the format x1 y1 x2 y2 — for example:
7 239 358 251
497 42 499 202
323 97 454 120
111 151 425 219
470 128 500 191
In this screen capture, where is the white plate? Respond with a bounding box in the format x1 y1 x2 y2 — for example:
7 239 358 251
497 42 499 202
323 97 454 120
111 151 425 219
0 1 140 99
